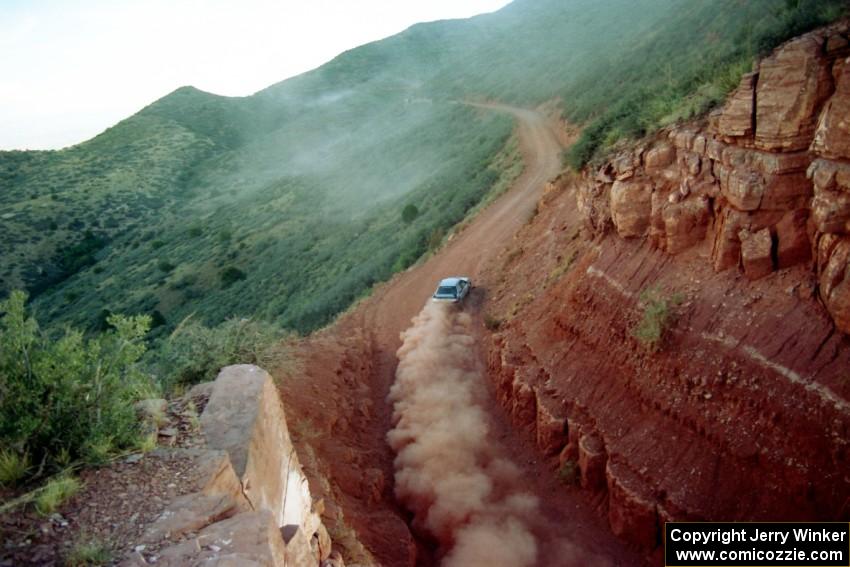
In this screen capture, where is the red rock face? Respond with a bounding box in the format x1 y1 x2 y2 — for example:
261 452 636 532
740 227 774 280
576 23 850 333
611 178 653 237
481 22 850 554
812 56 850 160
754 35 834 151
483 228 850 554
818 235 850 332
717 71 757 139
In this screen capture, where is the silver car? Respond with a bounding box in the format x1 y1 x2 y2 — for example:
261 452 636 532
432 277 472 303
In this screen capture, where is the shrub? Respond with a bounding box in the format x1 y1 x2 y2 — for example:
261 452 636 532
401 204 419 223
558 459 579 485
0 450 30 486
0 291 152 475
632 286 683 350
157 260 175 272
149 316 286 392
483 314 502 331
66 537 112 566
426 227 445 252
35 475 80 515
219 266 246 288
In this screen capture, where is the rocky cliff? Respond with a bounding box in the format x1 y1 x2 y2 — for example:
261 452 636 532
579 22 850 332
481 22 850 556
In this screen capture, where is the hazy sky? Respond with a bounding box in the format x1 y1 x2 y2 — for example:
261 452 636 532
0 0 510 150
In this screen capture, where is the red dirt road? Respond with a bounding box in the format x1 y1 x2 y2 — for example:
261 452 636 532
365 103 563 353
280 105 642 566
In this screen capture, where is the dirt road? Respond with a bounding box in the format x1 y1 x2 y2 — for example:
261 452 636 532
352 104 641 565
364 103 562 345
280 104 639 565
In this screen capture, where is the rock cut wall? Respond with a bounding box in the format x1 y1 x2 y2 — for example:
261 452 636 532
578 23 850 332
128 366 333 567
482 22 850 560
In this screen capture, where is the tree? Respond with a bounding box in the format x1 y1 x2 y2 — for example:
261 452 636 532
220 266 247 288
401 204 419 224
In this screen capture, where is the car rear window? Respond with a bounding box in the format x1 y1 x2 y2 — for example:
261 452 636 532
436 286 457 297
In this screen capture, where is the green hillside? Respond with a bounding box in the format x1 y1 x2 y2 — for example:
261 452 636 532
1 0 845 343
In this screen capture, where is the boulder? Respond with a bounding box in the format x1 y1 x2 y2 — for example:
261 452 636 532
577 180 612 234
644 143 675 173
511 379 538 430
748 150 811 176
818 236 850 334
717 164 764 211
578 434 607 492
812 55 850 160
142 450 251 544
606 463 658 550
740 228 774 280
809 159 850 235
154 511 287 567
535 393 567 456
661 196 711 254
281 524 316 567
775 209 812 269
717 72 757 138
755 35 833 151
143 493 243 543
559 418 582 464
711 208 746 272
610 178 653 238
202 365 305 528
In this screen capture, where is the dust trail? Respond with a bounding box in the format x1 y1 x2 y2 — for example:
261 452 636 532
387 301 538 567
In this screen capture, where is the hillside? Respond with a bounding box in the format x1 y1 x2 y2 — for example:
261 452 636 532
0 0 845 342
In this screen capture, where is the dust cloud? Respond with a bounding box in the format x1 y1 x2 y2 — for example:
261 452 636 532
387 301 538 567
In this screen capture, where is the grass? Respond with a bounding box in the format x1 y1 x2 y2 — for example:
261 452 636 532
35 475 81 516
483 314 503 332
557 459 580 486
0 450 30 486
65 536 112 567
564 0 848 169
547 250 577 286
137 432 158 453
632 286 684 351
327 517 376 567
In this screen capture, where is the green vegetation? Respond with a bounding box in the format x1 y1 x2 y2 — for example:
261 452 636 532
0 291 152 477
0 1 845 407
0 450 30 486
483 314 503 332
564 0 848 168
401 204 419 224
147 316 287 392
547 250 577 285
632 286 684 351
34 475 81 515
557 459 580 486
66 537 112 567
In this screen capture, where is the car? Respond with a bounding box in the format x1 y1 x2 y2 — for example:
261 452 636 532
432 276 472 303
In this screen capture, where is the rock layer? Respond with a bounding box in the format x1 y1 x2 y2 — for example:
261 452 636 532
485 22 850 557
130 366 333 567
577 22 850 333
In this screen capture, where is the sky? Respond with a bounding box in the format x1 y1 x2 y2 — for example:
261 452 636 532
0 0 511 150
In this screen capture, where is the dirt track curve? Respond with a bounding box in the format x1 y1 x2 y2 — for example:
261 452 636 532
283 104 642 566
364 103 563 347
